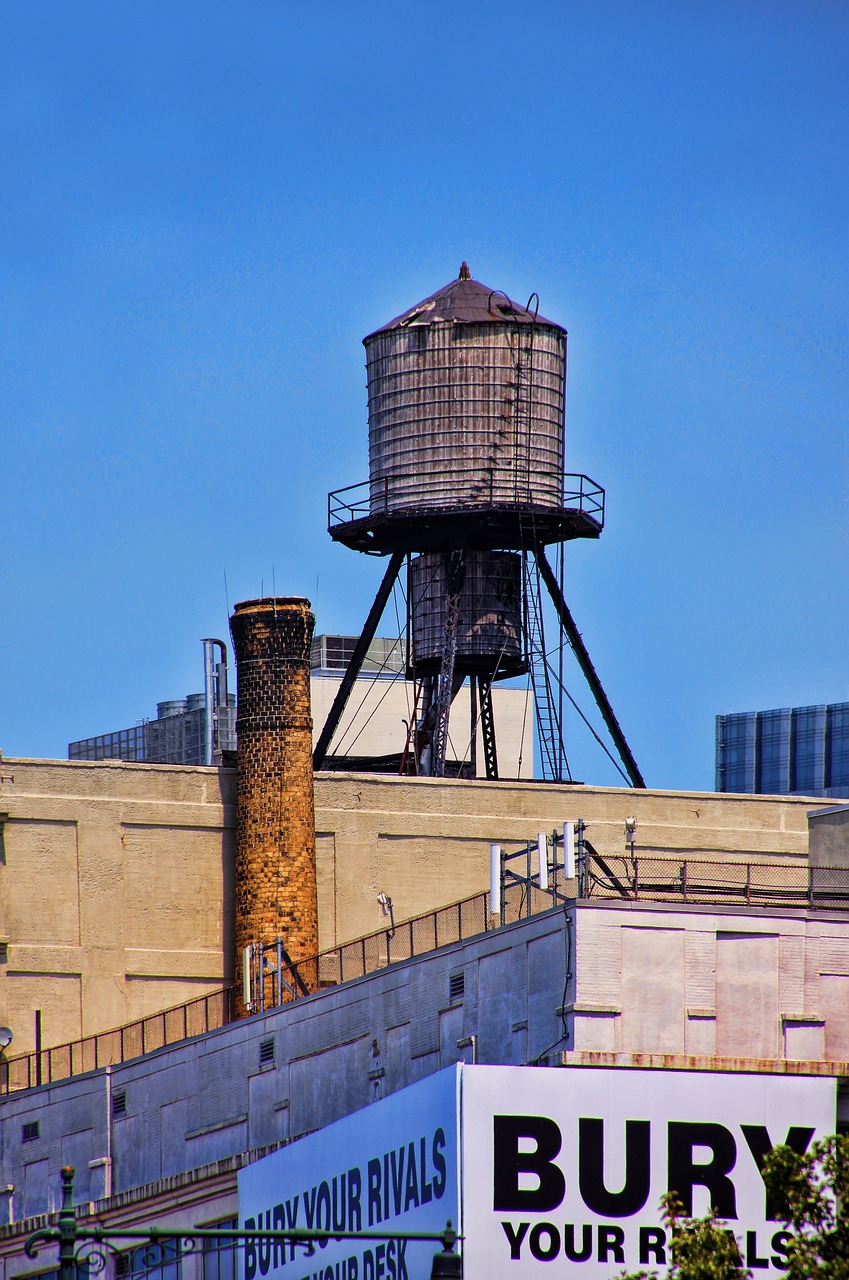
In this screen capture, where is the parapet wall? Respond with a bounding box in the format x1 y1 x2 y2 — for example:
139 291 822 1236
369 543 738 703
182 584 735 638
0 759 831 1052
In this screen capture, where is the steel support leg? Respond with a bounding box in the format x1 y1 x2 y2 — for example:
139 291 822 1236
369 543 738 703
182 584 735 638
478 676 499 780
312 551 405 770
535 546 646 788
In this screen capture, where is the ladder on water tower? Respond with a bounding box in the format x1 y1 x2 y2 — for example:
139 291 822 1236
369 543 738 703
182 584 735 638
524 555 570 782
511 303 537 503
431 550 464 777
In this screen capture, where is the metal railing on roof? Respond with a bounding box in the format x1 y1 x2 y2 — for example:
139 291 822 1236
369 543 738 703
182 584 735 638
328 473 605 528
3 854 849 1094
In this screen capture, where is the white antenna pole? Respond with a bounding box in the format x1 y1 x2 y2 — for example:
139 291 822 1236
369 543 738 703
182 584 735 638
490 843 502 915
537 832 549 891
564 821 576 879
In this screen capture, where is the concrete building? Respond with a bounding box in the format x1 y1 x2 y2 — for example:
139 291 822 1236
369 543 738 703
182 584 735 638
3 594 849 1280
68 636 534 779
3 896 849 1213
716 701 849 799
0 759 830 1056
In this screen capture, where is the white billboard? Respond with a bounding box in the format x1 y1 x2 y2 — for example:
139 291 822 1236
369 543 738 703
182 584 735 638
239 1063 835 1279
238 1067 460 1280
461 1065 836 1278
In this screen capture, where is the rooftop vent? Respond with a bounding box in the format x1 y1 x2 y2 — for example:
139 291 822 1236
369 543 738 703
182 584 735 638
112 1090 127 1117
449 972 465 1003
259 1038 275 1066
22 1121 39 1143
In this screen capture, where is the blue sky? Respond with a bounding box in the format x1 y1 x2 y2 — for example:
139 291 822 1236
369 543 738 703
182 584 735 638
1 1 847 790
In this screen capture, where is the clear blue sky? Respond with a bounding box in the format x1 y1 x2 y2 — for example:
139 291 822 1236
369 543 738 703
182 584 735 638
1 1 847 790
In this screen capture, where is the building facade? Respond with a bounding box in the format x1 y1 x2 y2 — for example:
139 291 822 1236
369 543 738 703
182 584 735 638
2 897 849 1246
716 702 849 799
68 636 533 778
0 759 826 1056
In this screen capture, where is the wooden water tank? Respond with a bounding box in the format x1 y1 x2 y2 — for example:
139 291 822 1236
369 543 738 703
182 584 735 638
365 265 566 517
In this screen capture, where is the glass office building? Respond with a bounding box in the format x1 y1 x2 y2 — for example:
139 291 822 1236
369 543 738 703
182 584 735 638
716 702 849 798
69 695 237 766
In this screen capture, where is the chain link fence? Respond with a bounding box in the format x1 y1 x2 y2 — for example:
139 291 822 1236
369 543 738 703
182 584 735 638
585 856 849 910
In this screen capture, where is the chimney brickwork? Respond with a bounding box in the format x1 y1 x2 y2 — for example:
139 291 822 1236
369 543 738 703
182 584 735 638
229 597 318 1016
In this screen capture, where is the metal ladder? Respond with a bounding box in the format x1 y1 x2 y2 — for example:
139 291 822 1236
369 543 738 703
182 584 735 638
431 550 464 777
523 554 569 781
512 298 538 502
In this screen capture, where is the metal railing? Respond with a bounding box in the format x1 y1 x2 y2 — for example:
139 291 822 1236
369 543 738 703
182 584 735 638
1 986 236 1095
586 856 849 910
4 855 849 1094
328 473 604 528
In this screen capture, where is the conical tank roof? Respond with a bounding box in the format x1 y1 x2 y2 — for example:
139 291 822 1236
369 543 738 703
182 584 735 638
364 262 564 340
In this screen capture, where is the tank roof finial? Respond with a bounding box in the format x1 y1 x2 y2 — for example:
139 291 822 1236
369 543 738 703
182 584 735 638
458 261 471 280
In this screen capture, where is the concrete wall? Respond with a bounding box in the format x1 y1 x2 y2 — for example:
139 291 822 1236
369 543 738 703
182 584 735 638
808 804 849 867
311 676 535 778
3 898 849 1225
0 758 836 1053
571 901 849 1062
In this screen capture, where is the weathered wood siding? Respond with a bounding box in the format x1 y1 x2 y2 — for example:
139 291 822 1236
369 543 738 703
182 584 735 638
365 321 566 512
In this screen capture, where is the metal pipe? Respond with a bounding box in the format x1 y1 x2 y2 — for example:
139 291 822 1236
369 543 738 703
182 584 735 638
201 638 227 766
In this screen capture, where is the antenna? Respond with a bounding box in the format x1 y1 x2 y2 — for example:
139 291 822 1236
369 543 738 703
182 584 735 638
537 832 549 891
489 843 502 915
563 821 576 879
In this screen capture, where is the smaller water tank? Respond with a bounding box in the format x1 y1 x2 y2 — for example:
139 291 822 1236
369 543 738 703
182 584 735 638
409 551 526 678
156 699 188 720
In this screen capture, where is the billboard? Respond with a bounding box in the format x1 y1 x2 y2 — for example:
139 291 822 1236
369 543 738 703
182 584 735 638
238 1067 460 1280
239 1063 835 1279
462 1065 836 1278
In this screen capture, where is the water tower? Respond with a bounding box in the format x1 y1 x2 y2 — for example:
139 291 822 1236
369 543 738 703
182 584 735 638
314 264 644 786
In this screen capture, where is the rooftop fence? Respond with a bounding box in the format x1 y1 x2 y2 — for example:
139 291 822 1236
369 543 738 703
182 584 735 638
3 853 849 1094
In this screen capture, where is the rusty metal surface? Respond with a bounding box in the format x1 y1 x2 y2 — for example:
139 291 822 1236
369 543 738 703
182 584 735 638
559 1050 849 1076
364 264 564 338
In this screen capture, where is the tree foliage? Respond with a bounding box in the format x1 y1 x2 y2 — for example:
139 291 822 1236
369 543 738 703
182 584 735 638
618 1134 849 1280
618 1192 749 1279
761 1133 849 1279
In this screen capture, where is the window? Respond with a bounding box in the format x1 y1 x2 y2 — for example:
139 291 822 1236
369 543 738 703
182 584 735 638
716 714 755 793
202 1219 237 1280
791 707 823 793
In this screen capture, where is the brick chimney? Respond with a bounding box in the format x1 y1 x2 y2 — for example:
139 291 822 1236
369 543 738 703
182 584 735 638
229 597 318 1016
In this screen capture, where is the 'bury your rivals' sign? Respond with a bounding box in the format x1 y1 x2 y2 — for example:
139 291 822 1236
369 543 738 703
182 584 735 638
238 1067 458 1280
462 1065 836 1278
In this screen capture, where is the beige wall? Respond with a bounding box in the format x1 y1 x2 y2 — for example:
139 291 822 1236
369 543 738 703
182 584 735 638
572 900 849 1064
311 674 535 778
0 757 835 1054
